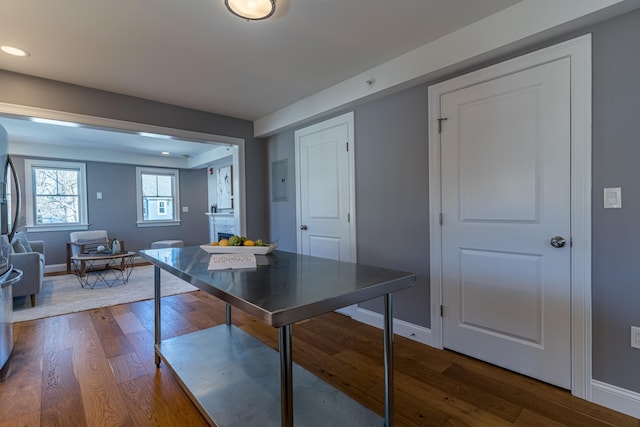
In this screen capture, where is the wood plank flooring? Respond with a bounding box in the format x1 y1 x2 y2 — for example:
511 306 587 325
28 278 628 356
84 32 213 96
1 289 638 426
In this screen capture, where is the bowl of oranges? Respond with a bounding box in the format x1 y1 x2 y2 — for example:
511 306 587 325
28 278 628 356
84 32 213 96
200 235 277 254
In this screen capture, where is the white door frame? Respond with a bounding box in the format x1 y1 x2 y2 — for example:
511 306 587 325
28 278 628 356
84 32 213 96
428 35 592 399
294 112 357 262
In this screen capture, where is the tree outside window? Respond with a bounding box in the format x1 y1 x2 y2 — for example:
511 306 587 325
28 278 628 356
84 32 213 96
34 167 80 224
24 159 88 231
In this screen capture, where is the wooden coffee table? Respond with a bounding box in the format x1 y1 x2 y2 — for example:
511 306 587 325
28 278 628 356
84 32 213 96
70 251 135 289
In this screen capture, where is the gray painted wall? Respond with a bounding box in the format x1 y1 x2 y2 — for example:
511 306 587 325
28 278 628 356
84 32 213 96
11 155 209 265
590 9 640 396
266 86 431 329
266 9 640 394
0 69 268 244
267 132 296 252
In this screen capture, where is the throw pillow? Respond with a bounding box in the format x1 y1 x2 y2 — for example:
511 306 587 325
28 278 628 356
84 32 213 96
11 239 27 253
14 231 33 252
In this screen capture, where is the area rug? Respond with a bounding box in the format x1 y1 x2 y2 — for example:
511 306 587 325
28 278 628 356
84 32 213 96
12 265 199 323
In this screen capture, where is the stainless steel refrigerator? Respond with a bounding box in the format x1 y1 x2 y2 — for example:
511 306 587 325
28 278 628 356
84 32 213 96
0 124 23 373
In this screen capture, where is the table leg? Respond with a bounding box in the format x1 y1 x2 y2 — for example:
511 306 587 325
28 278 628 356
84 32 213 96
154 266 162 367
226 304 232 325
384 293 394 427
66 243 71 273
279 324 293 427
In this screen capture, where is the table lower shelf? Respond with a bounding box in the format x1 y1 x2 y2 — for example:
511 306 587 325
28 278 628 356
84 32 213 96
156 324 383 427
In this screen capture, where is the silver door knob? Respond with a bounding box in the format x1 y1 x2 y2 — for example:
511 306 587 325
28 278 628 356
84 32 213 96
550 236 566 248
300 225 308 230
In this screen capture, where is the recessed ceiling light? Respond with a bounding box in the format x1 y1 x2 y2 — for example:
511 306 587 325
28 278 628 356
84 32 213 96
139 132 172 139
30 117 80 127
161 151 171 156
1 45 29 57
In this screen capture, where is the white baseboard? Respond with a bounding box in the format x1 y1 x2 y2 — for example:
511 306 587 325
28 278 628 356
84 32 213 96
351 306 432 346
591 380 640 419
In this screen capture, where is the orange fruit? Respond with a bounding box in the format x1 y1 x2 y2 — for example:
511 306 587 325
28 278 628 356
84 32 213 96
219 239 229 246
243 240 255 246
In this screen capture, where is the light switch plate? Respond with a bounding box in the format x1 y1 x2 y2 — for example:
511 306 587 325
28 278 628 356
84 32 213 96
603 187 621 209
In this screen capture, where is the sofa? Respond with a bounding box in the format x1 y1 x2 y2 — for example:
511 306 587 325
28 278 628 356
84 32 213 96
10 231 46 307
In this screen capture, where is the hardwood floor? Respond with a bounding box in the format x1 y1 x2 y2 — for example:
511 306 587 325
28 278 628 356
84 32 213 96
1 290 638 426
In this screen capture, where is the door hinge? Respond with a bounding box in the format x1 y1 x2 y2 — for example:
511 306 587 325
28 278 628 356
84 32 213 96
440 305 444 317
347 212 350 222
439 213 443 225
437 117 448 133
346 142 349 152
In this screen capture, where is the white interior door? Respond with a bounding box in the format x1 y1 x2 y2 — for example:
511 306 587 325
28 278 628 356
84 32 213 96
295 113 356 264
439 57 572 389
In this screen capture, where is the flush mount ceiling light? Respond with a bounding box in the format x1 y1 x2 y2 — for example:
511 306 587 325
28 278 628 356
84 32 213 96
1 45 29 57
225 0 275 20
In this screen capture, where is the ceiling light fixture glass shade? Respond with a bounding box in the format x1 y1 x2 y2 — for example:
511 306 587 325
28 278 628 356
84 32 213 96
225 0 275 20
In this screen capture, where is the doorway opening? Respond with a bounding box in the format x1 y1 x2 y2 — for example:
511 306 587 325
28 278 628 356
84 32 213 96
0 102 247 237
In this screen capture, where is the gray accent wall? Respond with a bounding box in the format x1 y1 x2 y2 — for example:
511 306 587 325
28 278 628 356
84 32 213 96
11 155 209 265
267 131 297 252
590 8 640 396
266 9 640 395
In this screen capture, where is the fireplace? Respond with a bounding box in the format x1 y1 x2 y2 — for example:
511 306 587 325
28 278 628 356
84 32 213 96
210 214 236 242
217 232 233 242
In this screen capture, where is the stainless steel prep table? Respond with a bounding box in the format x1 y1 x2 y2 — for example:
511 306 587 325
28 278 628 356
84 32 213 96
139 246 416 427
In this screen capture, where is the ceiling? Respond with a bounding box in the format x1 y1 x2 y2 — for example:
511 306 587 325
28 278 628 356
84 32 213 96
0 0 527 166
20 1 640 167
0 0 521 121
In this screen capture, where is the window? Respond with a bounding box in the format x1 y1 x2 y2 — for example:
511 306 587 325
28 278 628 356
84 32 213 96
136 167 180 227
157 200 167 216
24 159 88 231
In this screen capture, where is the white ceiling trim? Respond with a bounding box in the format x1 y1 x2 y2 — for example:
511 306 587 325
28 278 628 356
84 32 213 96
10 141 192 169
254 0 633 137
0 102 244 145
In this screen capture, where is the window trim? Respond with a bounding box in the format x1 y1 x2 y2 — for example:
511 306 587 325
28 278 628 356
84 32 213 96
136 166 181 227
24 159 89 232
